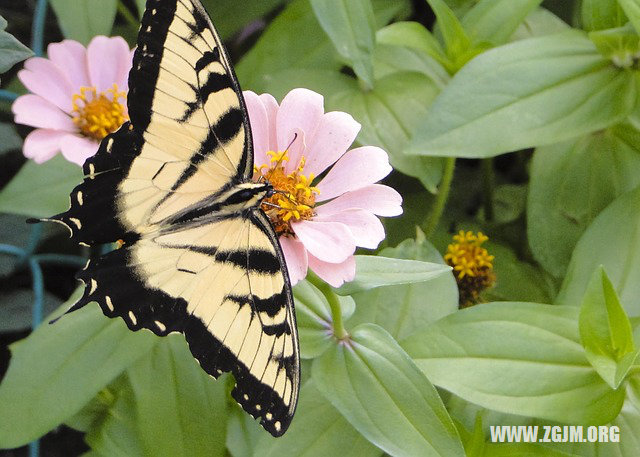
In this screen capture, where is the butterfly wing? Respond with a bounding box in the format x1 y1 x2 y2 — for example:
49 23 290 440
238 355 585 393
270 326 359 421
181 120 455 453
43 0 300 436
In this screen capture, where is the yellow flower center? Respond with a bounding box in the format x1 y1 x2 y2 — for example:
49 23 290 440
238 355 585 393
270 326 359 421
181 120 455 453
444 230 496 307
71 84 128 140
256 151 319 236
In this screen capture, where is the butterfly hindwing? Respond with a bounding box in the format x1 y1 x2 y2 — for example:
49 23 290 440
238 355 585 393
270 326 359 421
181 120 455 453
44 0 300 437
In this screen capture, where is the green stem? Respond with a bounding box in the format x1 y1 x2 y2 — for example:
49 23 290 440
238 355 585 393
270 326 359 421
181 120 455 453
424 157 455 238
117 1 139 28
306 271 349 340
482 158 494 222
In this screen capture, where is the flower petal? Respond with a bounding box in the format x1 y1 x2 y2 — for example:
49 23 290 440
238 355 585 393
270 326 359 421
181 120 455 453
315 209 385 249
308 254 356 288
12 95 76 131
316 184 403 216
280 236 308 285
60 134 99 166
47 40 90 89
23 129 66 163
260 93 279 152
292 219 355 263
304 111 361 176
316 146 392 201
19 58 75 113
276 88 324 172
244 90 271 169
87 36 132 92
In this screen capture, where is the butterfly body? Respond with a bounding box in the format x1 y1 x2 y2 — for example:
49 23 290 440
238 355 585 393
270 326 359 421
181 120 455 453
40 0 300 437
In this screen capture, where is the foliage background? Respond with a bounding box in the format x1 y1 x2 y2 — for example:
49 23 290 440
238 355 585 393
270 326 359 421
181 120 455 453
0 0 639 456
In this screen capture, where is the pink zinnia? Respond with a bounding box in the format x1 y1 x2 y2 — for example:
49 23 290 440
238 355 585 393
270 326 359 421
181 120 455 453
12 36 133 165
244 88 403 287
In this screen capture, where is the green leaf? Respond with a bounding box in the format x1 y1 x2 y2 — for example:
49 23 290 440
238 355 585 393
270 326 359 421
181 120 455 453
579 266 638 388
581 0 626 31
426 0 472 69
376 21 448 70
201 0 285 40
0 294 157 447
310 0 376 89
254 381 382 457
402 302 626 424
557 186 640 318
49 0 117 45
313 323 465 457
0 154 83 218
0 122 22 154
510 8 571 41
133 0 146 17
84 378 144 457
293 279 356 359
527 129 640 278
333 71 444 192
373 44 449 88
618 0 640 34
236 0 341 91
406 31 637 158
127 334 228 457
589 23 640 68
225 406 263 457
351 236 458 340
0 15 33 82
335 254 452 296
461 0 544 46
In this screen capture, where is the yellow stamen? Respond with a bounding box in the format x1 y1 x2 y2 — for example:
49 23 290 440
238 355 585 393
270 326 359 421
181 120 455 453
444 230 496 308
255 150 320 235
71 84 128 140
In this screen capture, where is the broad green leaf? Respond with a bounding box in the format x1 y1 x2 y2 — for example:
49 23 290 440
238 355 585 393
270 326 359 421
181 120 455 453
0 154 82 218
254 381 382 457
84 379 144 457
313 323 465 457
461 0 544 46
225 406 263 457
483 243 553 304
371 0 412 27
406 31 637 158
373 44 449 88
236 0 341 90
527 129 640 278
335 254 451 296
0 15 32 82
426 0 472 69
127 335 228 457
351 236 458 340
134 0 145 17
376 21 448 69
0 122 22 154
0 288 62 332
618 0 640 34
581 0 626 31
402 302 626 424
0 294 156 448
580 266 638 388
558 186 640 318
310 0 376 88
333 71 444 192
589 23 640 68
510 8 570 41
201 0 285 40
49 0 117 45
293 279 356 359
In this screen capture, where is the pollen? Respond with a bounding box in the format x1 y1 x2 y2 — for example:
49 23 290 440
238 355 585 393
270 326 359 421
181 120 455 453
444 231 496 308
256 152 319 236
71 84 128 140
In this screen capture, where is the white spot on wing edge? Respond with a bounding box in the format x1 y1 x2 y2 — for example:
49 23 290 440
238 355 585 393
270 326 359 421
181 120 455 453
89 279 97 295
154 320 166 332
105 295 114 312
88 164 96 179
76 191 84 205
266 412 273 420
69 218 82 229
128 311 137 326
275 421 281 432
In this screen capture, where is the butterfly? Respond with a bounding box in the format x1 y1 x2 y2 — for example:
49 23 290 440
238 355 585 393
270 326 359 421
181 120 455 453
36 0 300 437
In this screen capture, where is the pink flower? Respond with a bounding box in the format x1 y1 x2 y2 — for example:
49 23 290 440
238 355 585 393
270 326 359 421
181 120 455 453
244 88 403 287
12 36 133 165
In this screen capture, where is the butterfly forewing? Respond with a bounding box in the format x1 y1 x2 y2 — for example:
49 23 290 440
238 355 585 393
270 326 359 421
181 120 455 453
44 0 300 437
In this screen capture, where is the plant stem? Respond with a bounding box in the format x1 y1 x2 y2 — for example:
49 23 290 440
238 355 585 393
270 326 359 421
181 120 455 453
118 1 140 28
32 0 48 57
0 90 18 102
482 158 495 222
424 157 455 238
306 271 349 340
